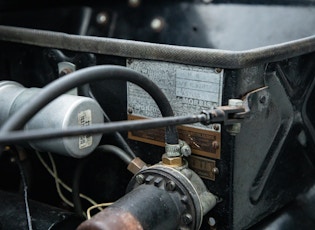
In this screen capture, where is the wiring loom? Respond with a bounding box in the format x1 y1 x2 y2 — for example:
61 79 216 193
35 151 103 218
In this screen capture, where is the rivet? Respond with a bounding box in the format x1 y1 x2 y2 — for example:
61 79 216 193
213 124 220 131
151 17 164 32
96 12 108 25
212 141 219 150
129 0 141 7
212 167 219 175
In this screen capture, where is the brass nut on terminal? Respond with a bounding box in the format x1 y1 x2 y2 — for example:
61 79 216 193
162 154 183 167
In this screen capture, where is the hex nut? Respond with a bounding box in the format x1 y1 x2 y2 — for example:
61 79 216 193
127 157 147 174
162 154 183 167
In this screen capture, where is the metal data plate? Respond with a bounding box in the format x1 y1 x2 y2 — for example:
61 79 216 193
127 59 223 159
188 155 217 181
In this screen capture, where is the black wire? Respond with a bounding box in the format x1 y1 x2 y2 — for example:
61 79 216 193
0 65 178 145
78 84 136 159
0 114 206 144
12 149 33 230
72 157 86 219
96 145 133 165
72 145 132 218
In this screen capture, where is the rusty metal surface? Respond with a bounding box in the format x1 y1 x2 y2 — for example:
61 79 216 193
77 207 143 230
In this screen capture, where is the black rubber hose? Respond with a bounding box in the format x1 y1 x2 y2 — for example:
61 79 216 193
0 65 179 145
78 84 136 159
72 145 132 218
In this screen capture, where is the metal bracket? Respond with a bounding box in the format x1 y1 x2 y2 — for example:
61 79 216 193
200 86 269 126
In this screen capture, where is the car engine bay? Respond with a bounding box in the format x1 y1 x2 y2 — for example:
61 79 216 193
0 0 315 229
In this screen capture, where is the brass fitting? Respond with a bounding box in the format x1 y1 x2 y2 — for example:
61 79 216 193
127 157 147 174
162 154 183 167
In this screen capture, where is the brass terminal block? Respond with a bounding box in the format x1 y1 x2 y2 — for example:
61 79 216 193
162 154 183 167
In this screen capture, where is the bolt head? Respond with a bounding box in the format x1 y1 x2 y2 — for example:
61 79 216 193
165 180 176 191
181 146 191 157
182 213 193 225
135 174 145 184
226 123 241 135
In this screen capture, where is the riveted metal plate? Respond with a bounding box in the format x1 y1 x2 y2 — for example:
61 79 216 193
127 59 223 159
188 155 217 181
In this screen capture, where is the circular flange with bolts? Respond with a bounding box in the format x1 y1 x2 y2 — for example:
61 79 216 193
127 164 217 230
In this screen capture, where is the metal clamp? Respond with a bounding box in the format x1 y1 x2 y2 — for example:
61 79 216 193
200 86 268 126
